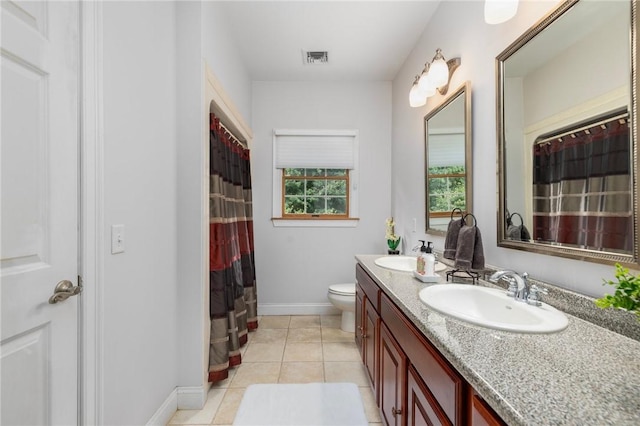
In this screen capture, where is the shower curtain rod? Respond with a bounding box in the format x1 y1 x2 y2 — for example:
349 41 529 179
218 119 247 148
534 111 629 146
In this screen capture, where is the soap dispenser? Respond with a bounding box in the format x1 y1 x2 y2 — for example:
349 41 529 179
416 240 428 275
424 242 436 276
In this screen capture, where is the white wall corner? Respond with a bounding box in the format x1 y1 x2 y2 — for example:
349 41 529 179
177 385 210 410
258 303 340 316
146 389 177 426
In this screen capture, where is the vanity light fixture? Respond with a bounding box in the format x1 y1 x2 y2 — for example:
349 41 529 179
409 49 461 108
484 0 519 25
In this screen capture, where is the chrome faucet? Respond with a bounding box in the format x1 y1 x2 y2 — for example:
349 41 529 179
489 270 530 302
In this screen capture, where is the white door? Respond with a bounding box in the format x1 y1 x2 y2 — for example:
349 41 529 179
1 1 80 424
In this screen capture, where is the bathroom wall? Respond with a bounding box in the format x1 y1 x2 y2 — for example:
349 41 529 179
201 1 253 126
175 0 254 397
391 0 624 297
101 2 178 423
251 81 392 314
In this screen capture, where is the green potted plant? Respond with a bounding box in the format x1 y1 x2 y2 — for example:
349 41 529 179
595 263 640 321
385 217 401 255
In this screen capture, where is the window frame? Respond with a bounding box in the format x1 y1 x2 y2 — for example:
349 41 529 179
272 129 359 228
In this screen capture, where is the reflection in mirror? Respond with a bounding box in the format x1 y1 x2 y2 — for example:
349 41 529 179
425 82 472 233
497 0 638 265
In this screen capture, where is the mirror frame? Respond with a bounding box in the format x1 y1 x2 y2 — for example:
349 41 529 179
496 0 639 266
425 82 473 235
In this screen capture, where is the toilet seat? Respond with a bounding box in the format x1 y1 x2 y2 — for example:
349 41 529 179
328 283 355 296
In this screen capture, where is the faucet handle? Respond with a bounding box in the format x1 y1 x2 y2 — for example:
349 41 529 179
527 284 548 306
505 277 518 297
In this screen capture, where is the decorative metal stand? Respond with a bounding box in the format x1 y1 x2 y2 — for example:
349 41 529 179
446 269 480 285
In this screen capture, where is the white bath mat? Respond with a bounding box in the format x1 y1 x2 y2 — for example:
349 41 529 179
233 382 368 426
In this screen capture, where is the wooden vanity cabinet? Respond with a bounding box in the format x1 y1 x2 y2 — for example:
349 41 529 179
355 263 505 426
381 291 463 426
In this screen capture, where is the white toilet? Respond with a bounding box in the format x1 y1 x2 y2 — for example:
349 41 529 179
327 283 356 333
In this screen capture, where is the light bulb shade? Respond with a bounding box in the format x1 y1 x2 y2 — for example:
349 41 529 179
417 69 437 98
484 0 519 25
429 50 449 88
409 83 427 108
429 59 449 88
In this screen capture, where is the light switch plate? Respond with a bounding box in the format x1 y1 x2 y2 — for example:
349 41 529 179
111 224 125 254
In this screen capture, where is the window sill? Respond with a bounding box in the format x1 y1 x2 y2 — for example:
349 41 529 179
271 218 360 228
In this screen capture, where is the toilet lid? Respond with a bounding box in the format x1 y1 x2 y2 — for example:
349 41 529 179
328 283 355 296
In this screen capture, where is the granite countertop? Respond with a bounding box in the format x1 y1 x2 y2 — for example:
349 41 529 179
355 254 640 426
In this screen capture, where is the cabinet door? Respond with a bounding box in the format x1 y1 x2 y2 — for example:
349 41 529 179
380 323 406 426
470 393 506 426
407 365 451 426
364 297 379 390
356 284 364 358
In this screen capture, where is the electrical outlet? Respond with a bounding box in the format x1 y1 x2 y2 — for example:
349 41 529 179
111 224 125 254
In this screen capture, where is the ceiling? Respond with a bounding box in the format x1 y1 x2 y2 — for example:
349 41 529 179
216 1 442 82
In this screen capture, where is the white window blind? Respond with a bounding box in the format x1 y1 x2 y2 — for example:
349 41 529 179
428 132 465 168
274 132 356 169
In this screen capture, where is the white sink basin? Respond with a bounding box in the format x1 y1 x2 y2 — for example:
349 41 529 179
418 284 568 333
375 256 446 272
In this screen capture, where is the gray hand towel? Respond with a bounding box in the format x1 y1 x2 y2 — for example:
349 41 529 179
506 224 520 240
472 226 485 270
444 218 463 260
454 225 476 270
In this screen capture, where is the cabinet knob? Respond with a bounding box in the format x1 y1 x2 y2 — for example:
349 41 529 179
392 407 402 417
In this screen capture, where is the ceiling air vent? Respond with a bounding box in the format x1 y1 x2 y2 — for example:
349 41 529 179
303 50 328 65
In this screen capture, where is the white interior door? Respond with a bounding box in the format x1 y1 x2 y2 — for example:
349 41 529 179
1 1 80 424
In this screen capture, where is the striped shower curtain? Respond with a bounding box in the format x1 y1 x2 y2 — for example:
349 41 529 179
532 114 632 252
208 114 258 383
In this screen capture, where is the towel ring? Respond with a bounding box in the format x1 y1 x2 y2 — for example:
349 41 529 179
509 212 523 227
463 213 477 227
450 208 465 221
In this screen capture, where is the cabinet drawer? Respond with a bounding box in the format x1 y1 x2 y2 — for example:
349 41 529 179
356 264 380 311
381 294 464 425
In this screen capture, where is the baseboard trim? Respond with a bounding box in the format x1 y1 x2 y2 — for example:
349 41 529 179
177 385 209 410
147 389 177 426
146 385 209 425
258 303 340 316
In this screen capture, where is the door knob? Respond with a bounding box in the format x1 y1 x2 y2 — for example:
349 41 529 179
49 279 82 304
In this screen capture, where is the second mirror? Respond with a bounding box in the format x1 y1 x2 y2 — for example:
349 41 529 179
425 82 472 233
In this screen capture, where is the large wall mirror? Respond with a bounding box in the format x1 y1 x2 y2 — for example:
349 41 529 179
425 82 472 234
497 0 638 265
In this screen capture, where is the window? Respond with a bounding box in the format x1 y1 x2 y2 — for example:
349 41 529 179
427 165 466 217
273 130 359 227
283 168 348 217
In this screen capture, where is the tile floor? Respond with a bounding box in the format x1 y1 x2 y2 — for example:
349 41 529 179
167 315 383 426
